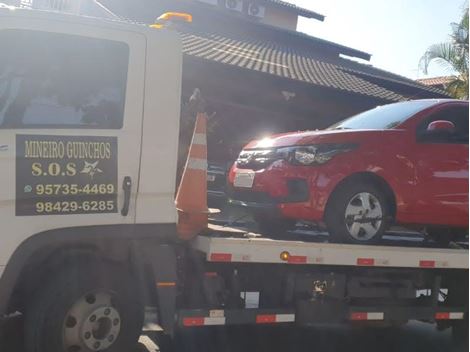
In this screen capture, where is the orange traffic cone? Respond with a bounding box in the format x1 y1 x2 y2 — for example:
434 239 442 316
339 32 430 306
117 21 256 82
175 112 210 240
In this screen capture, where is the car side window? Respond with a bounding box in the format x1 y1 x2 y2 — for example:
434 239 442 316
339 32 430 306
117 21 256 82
416 105 469 144
0 29 129 129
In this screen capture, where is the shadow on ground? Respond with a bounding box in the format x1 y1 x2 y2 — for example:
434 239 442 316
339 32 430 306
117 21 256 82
4 315 466 352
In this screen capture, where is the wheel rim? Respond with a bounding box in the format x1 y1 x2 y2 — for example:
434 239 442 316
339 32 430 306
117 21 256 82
344 192 383 241
63 292 121 351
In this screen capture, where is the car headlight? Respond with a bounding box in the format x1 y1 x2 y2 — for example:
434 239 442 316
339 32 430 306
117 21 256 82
294 147 317 165
276 143 357 166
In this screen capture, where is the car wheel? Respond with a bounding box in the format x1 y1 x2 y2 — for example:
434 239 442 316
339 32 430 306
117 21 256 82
254 214 296 237
325 182 391 244
25 258 144 352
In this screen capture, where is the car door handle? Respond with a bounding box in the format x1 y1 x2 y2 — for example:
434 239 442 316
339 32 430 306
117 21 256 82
121 176 132 216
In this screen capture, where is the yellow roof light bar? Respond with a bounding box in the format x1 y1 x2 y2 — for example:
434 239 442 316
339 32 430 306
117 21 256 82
151 12 193 29
158 12 192 22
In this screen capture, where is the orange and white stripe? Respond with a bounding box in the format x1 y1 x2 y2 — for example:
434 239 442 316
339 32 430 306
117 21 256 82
186 115 208 171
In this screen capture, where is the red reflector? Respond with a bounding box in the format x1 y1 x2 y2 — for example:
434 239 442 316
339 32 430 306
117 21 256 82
350 312 368 321
210 253 232 262
205 272 218 277
288 255 307 264
419 260 435 268
256 315 276 324
435 312 450 320
183 317 205 326
357 258 374 266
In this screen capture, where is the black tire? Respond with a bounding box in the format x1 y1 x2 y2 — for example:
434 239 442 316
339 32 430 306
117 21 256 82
254 214 296 237
25 258 144 352
325 181 391 244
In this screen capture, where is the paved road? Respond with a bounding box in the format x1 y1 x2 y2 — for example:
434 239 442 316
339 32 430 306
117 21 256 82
2 316 467 352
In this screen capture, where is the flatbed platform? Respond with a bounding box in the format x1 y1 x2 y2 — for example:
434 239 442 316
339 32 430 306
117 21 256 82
193 224 469 269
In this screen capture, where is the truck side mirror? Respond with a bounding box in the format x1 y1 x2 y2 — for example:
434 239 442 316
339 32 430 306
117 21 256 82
426 120 455 134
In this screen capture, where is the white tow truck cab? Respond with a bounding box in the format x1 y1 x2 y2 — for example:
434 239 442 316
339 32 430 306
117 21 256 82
0 6 468 352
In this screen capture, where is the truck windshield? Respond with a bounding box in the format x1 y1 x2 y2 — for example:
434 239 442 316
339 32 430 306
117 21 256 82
328 100 439 130
0 29 129 129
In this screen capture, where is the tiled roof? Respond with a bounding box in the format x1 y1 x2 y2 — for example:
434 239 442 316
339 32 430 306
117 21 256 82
261 0 325 20
416 76 453 86
179 25 447 102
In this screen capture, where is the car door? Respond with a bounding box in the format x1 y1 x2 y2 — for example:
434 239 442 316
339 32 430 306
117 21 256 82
0 17 145 265
411 104 469 226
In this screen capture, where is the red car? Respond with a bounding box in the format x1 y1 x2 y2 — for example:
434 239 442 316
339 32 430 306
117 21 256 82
228 99 469 244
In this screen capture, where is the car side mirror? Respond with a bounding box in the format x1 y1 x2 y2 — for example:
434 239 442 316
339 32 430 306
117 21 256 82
426 120 455 134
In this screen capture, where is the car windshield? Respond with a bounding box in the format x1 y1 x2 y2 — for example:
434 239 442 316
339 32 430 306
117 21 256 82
328 100 439 130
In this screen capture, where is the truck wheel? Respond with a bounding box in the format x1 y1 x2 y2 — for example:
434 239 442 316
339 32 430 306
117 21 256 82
325 182 390 244
25 259 144 352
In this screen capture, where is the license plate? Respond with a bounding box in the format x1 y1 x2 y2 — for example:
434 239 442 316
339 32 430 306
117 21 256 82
234 171 255 188
207 174 216 182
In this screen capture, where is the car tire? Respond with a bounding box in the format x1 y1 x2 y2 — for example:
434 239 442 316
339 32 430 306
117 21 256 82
24 257 144 352
325 181 391 244
254 214 296 237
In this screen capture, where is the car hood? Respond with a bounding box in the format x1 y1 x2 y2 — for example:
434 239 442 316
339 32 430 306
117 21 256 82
244 129 398 149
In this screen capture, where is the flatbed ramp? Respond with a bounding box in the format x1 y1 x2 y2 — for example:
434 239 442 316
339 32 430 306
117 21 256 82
193 226 468 269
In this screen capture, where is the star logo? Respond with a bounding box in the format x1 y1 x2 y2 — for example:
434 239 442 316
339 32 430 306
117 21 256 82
80 161 103 178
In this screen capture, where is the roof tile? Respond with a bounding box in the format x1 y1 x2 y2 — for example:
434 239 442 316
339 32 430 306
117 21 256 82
179 27 420 101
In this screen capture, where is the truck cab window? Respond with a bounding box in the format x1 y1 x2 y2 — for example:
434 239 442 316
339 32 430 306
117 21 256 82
0 29 129 129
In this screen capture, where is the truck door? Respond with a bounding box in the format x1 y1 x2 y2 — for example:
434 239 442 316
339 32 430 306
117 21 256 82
0 18 145 264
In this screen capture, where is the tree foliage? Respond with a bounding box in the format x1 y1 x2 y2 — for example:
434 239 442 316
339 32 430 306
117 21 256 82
420 7 469 99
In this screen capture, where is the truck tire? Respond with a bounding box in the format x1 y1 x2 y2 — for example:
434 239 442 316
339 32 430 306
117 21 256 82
25 258 144 352
325 182 391 244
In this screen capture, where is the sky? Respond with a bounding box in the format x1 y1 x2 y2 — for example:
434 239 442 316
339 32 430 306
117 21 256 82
292 0 467 79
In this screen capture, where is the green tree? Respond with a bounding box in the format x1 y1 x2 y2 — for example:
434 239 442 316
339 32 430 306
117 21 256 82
420 6 469 99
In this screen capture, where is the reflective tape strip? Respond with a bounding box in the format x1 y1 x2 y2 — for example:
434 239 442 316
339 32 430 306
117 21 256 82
183 317 205 326
187 158 207 171
256 315 276 324
204 317 226 325
435 312 465 320
366 312 384 320
357 258 375 266
156 282 176 287
351 312 384 321
210 253 232 262
275 314 295 323
182 316 226 326
449 312 465 319
256 314 295 324
192 133 207 146
288 255 307 264
419 260 435 268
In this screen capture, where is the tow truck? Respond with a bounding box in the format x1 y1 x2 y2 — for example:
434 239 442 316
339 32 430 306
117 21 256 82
0 6 467 352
